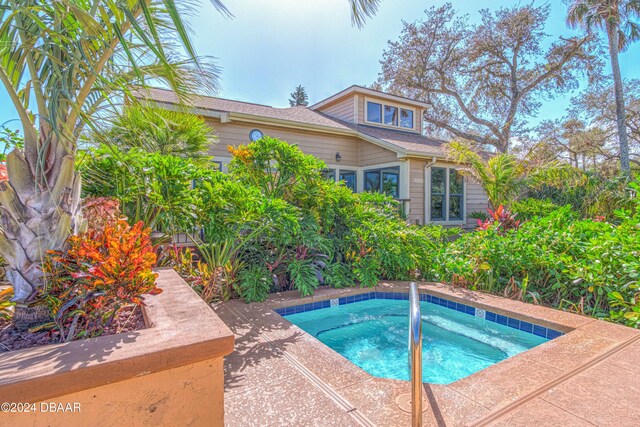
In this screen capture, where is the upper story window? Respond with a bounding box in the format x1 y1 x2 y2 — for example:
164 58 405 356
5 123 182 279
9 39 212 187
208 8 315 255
430 167 464 222
367 102 382 123
366 100 414 130
400 109 413 128
384 106 398 126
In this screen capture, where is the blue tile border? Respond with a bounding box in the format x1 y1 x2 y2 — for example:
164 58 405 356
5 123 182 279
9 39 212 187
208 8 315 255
275 291 564 340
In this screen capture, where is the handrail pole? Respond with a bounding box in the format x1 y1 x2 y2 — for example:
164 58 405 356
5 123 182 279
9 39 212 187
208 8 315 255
408 282 422 427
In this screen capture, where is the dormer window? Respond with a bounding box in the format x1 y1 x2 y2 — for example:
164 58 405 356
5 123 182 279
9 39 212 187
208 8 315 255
400 109 413 128
367 102 382 123
366 100 414 129
384 105 398 126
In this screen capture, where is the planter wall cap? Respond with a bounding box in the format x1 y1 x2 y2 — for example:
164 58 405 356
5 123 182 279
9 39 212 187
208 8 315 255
0 269 234 403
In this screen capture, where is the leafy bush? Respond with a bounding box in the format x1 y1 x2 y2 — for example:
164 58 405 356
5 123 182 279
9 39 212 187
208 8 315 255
81 145 215 235
236 264 272 302
39 220 160 341
530 173 636 219
433 181 640 326
197 137 451 301
510 198 560 221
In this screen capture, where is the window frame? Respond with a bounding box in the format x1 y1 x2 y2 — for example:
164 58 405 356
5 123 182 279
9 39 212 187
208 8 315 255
337 169 357 192
322 168 336 181
366 101 382 123
364 97 416 131
400 108 414 129
448 169 464 221
363 166 401 198
427 166 466 224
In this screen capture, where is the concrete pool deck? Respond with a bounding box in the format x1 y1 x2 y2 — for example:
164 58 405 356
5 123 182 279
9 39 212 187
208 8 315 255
214 282 640 426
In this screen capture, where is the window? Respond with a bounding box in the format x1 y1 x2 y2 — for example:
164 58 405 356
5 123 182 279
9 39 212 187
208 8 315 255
339 170 357 191
322 169 336 181
384 105 398 126
367 102 382 123
430 167 464 222
449 169 464 220
430 168 446 221
364 171 381 193
364 166 400 198
366 99 415 130
400 109 413 129
213 160 223 171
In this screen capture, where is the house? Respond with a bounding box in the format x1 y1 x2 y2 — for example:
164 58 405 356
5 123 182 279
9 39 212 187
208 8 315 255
137 85 489 228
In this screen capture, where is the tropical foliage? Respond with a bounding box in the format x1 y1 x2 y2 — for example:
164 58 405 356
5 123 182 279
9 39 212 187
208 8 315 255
80 145 212 235
567 0 640 174
431 181 640 325
104 104 214 164
0 0 223 318
38 219 160 341
83 137 457 303
445 141 585 208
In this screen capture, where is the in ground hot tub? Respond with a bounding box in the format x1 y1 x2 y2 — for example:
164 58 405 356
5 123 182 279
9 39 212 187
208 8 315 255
277 292 561 384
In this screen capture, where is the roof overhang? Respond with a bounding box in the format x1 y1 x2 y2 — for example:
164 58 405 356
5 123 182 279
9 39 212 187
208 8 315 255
147 99 445 160
310 85 431 110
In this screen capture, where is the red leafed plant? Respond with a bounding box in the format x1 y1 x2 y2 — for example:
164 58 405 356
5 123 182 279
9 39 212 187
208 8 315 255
477 205 521 233
38 220 160 341
81 196 121 232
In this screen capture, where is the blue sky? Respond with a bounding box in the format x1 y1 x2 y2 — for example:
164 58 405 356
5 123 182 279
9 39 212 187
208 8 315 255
1 0 639 131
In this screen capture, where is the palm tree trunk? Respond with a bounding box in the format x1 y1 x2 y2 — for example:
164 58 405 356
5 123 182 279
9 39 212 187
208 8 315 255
0 133 84 330
606 23 631 175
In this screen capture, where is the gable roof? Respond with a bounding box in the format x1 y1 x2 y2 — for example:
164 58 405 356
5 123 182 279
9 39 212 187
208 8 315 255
310 85 431 110
133 87 352 131
134 87 446 159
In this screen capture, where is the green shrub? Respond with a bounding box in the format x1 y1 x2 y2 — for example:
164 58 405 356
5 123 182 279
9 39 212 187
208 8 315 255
236 264 272 302
433 181 640 327
510 198 560 221
80 145 215 235
529 174 636 220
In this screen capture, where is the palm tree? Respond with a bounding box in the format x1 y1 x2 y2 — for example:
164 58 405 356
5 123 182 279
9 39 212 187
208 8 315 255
348 0 381 28
445 141 585 208
567 0 640 176
0 0 226 328
105 104 215 164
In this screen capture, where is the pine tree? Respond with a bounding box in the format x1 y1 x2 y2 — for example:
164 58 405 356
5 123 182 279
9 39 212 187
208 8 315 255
289 85 309 107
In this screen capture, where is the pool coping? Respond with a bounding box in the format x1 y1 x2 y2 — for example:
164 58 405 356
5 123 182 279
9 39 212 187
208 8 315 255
220 282 640 426
275 290 564 341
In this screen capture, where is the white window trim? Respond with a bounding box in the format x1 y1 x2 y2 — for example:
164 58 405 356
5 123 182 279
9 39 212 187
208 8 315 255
425 166 467 225
364 97 417 131
324 161 408 199
213 156 232 173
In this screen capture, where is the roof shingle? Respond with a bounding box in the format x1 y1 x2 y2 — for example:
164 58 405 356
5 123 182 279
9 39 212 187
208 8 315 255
135 87 447 157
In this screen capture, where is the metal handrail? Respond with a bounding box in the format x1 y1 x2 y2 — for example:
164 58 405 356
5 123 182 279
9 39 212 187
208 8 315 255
408 282 422 427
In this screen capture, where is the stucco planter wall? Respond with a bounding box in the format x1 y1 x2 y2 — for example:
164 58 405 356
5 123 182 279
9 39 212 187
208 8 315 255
0 268 234 427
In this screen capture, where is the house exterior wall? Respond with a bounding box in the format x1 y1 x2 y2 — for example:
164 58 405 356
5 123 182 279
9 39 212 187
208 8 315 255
317 97 354 122
358 139 399 166
204 119 361 167
316 92 423 134
202 117 487 228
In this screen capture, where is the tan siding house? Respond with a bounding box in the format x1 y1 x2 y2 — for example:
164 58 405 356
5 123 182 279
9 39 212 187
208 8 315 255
137 85 489 228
